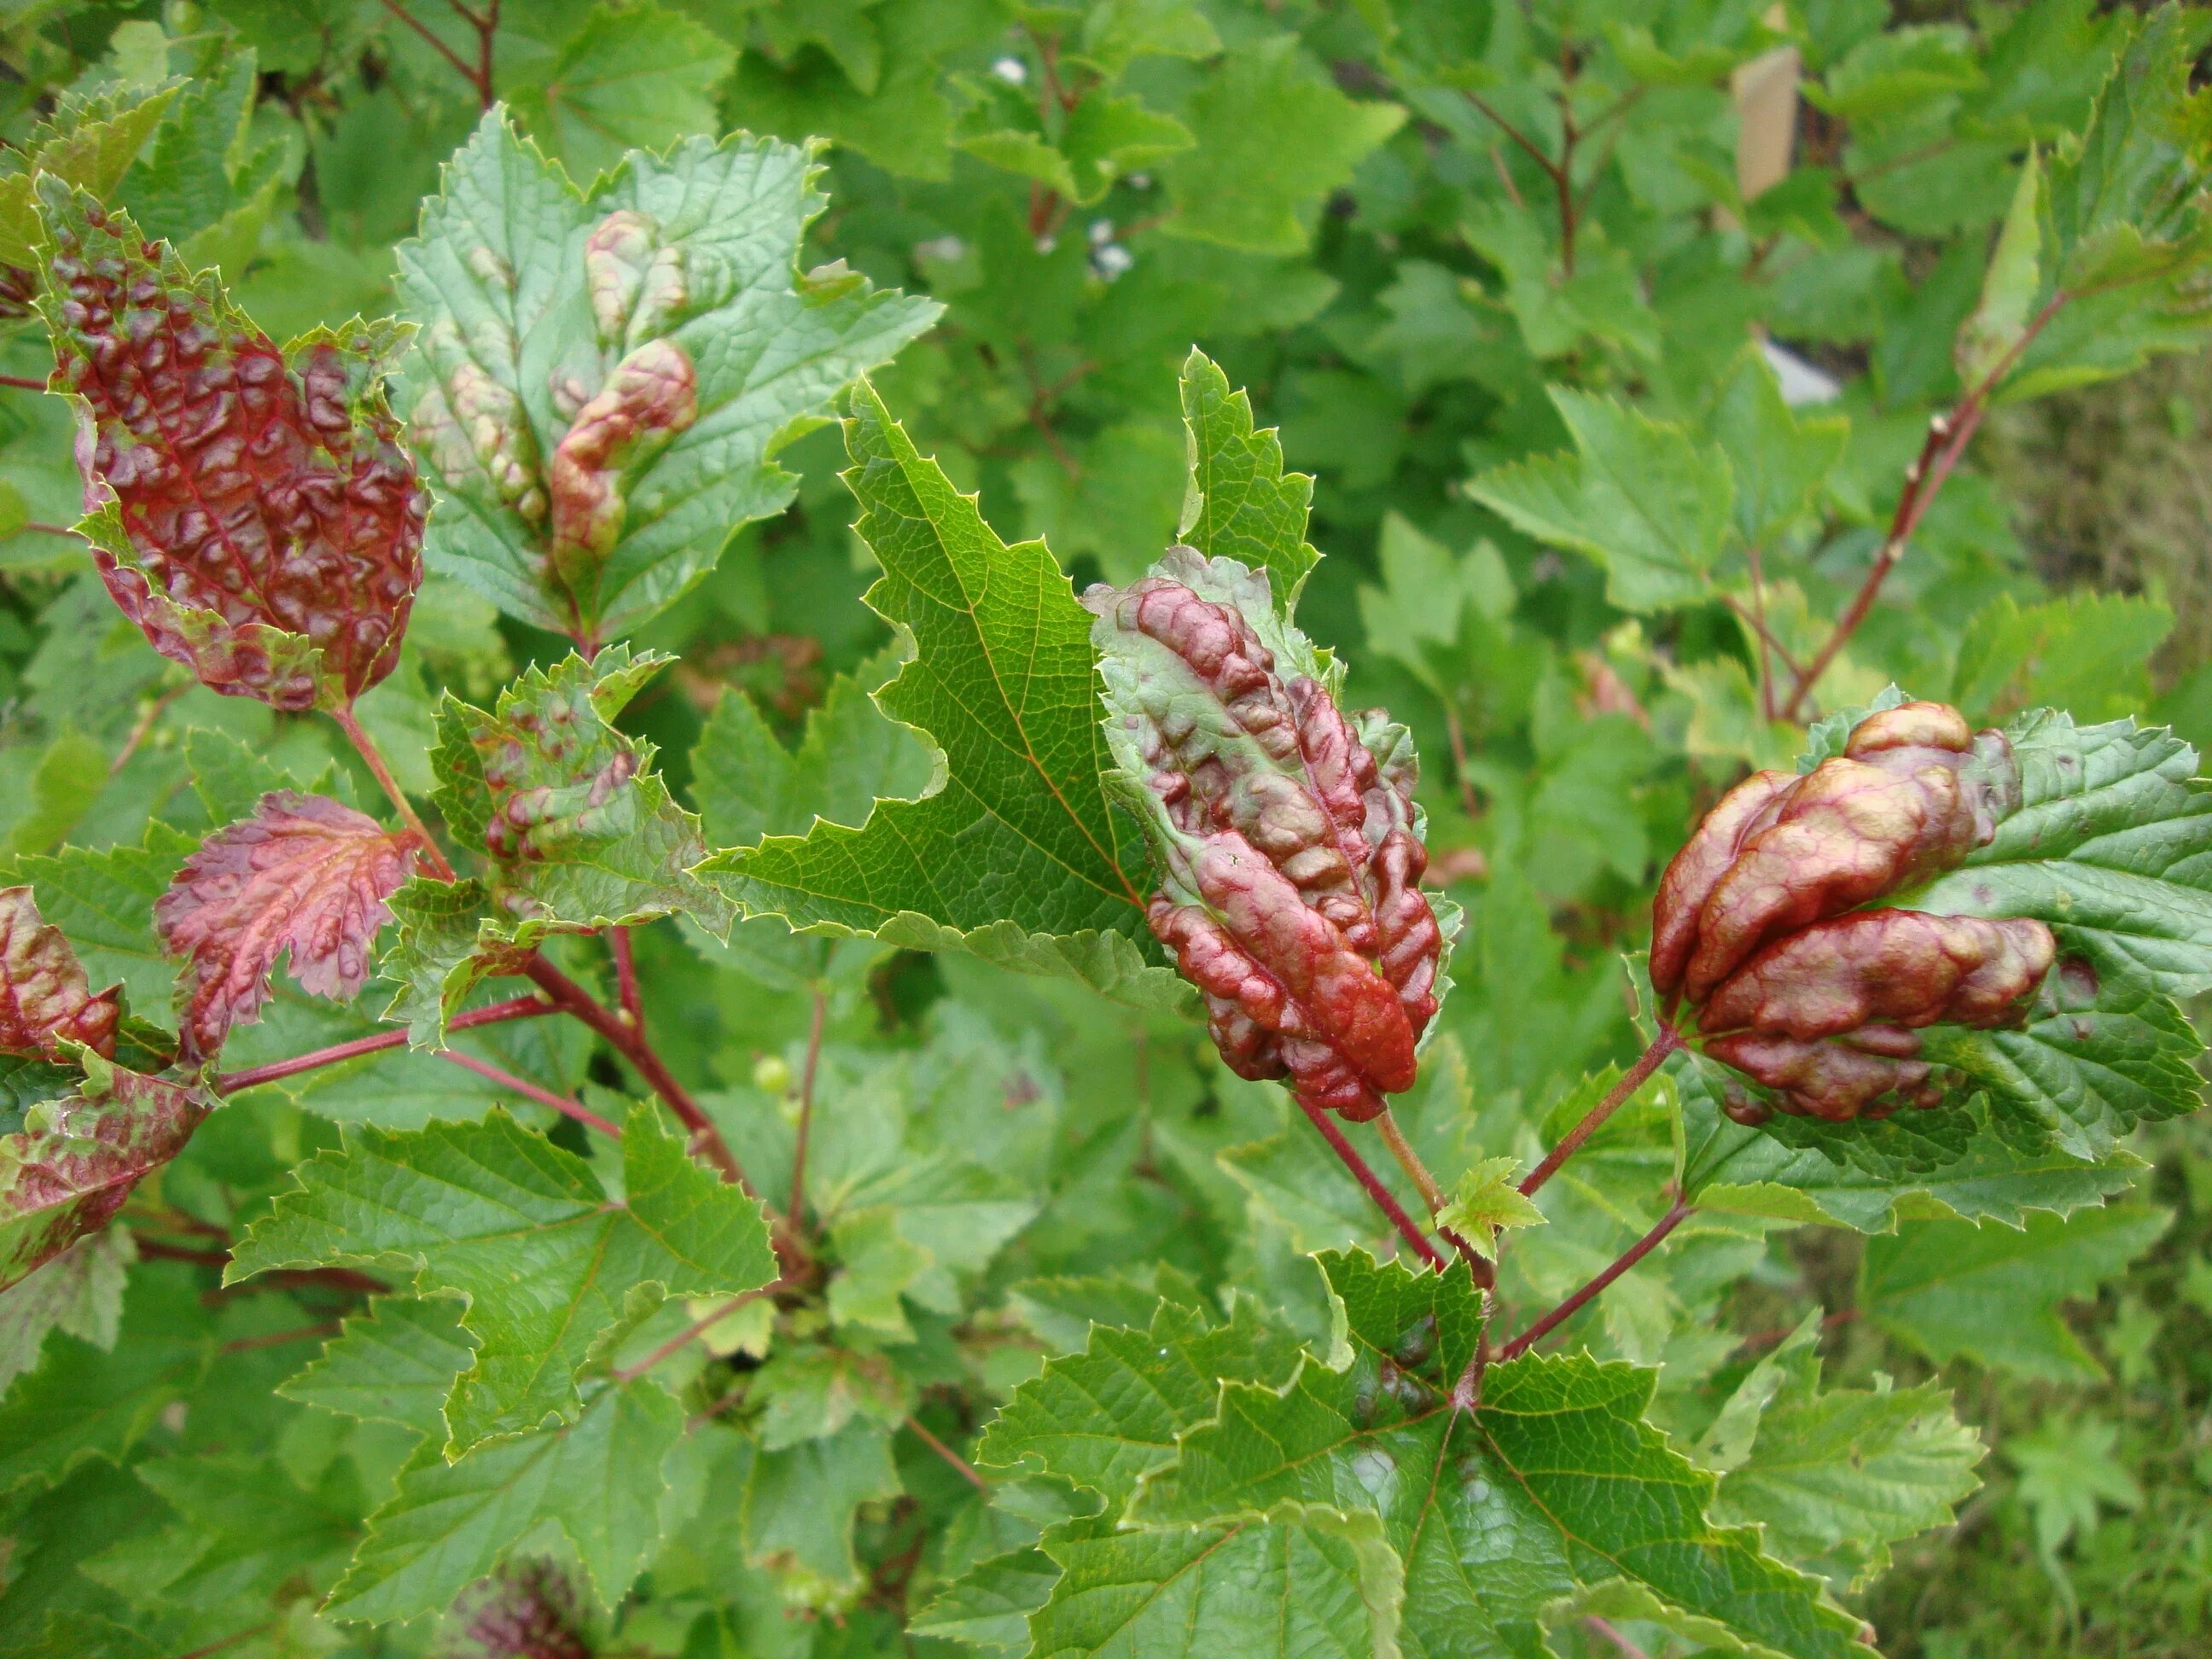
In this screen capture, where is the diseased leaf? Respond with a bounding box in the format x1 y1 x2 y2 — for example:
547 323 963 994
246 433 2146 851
431 647 733 946
0 1062 212 1293
1859 1204 2169 1380
397 110 935 639
0 82 178 270
36 182 426 711
154 792 420 1061
325 1377 685 1620
701 381 1180 1008
1469 389 1735 614
229 1104 774 1451
0 887 120 1060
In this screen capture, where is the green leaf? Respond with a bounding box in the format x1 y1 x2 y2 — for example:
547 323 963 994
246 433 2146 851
1957 147 2046 390
1682 1051 2145 1234
1859 1204 2169 1381
1950 593 2173 725
701 381 1181 1009
397 110 936 638
0 1227 132 1394
1709 346 1848 548
1469 389 1735 614
1707 1318 1984 1590
1027 1504 1405 1659
691 658 933 848
325 1377 686 1620
431 647 735 941
1435 1156 1545 1260
277 1296 478 1438
1174 348 1319 604
229 1104 774 1452
976 1298 1301 1507
1809 25 1981 120
509 2 737 183
2006 1414 2142 1558
0 84 178 270
1900 712 2212 1153
1161 37 1405 254
742 1421 902 1589
0 825 194 1021
911 1545 1061 1655
1131 1251 1870 1659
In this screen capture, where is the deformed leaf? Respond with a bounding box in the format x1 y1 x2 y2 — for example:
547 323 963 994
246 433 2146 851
154 792 422 1061
397 110 936 640
37 183 426 712
0 886 120 1060
0 1063 212 1293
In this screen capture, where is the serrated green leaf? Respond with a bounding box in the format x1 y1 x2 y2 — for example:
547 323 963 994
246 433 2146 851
976 1298 1301 1507
0 84 178 270
1958 147 2045 390
1709 346 1848 549
742 1421 902 1589
1950 593 2173 725
0 824 194 1021
1175 347 1318 603
229 1104 773 1452
1469 388 1735 614
509 2 737 183
397 109 936 638
0 1227 132 1395
277 1295 478 1437
326 1376 685 1619
701 381 1178 1004
1435 1155 1545 1260
1131 1251 1870 1659
1028 1504 1404 1659
1859 1204 2169 1381
1161 36 1404 254
912 1544 1061 1655
1705 1317 1984 1590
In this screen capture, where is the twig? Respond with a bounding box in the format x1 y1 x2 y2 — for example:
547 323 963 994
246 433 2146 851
613 1284 783 1383
213 995 556 1092
1442 707 1486 824
522 956 755 1196
907 1416 991 1493
1584 1615 1653 1659
1783 291 2067 719
23 521 82 538
438 1048 620 1138
1373 1108 1493 1288
1295 1091 1447 1271
329 704 454 879
173 1624 276 1659
219 1321 342 1354
789 984 826 1229
1519 1027 1681 1197
1742 544 1777 720
1464 93 1559 180
108 681 188 777
1499 1200 1692 1360
377 0 480 95
0 372 46 391
609 925 643 1028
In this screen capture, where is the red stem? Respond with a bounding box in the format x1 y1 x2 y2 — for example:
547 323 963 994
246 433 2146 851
522 956 754 1195
377 0 481 96
1783 290 2067 719
438 1048 620 1138
213 995 554 1092
1498 1201 1692 1360
329 704 455 880
613 1282 785 1383
1519 1027 1681 1197
0 372 46 391
907 1415 991 1493
609 925 643 1028
1295 1092 1448 1271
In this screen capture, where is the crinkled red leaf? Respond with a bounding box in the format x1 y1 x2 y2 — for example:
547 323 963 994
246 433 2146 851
0 1065 210 1291
36 179 426 711
155 792 422 1060
0 886 119 1059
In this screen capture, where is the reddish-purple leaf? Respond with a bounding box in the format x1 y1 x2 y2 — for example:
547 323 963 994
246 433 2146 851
156 792 422 1060
0 886 119 1059
35 178 426 712
0 1064 210 1291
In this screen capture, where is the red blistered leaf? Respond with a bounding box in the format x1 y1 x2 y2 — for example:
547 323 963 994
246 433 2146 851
0 1063 210 1291
35 179 426 712
0 886 119 1059
155 792 423 1061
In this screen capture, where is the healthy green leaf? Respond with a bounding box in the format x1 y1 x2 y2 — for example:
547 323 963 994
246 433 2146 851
229 1104 774 1451
1174 348 1318 602
509 2 738 183
276 1295 479 1438
1469 389 1736 614
1859 1204 2170 1381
